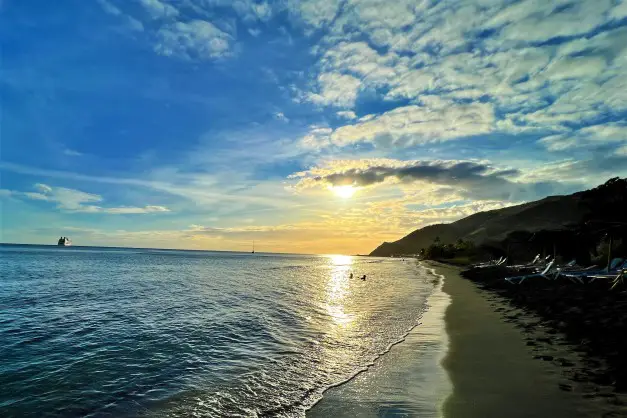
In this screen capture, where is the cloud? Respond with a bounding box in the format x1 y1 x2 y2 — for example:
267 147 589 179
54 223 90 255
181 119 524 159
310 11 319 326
97 0 122 16
292 0 626 155
0 161 293 210
303 98 495 149
63 149 83 157
292 159 578 202
97 0 144 31
307 72 362 108
13 183 171 214
539 123 627 154
139 0 179 19
102 205 170 214
155 20 235 60
34 183 53 194
274 112 289 122
336 110 357 120
286 0 342 30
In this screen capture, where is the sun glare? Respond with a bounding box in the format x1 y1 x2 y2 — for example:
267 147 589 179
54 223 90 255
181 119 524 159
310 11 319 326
331 185 356 198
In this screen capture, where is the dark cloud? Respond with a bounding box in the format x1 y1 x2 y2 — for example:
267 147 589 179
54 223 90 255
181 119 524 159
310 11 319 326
315 161 582 202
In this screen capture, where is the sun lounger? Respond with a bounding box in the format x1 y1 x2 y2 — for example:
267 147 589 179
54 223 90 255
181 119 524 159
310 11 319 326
505 260 556 284
587 261 627 283
506 254 542 270
557 258 625 284
473 256 506 268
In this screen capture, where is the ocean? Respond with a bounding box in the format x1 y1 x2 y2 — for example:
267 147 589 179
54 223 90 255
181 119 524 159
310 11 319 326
0 244 450 417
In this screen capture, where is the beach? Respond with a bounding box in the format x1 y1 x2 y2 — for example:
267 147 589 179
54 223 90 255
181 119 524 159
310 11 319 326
310 261 623 417
308 265 451 417
435 262 602 418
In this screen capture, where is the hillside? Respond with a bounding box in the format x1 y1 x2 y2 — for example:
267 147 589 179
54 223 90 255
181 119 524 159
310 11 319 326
369 177 627 257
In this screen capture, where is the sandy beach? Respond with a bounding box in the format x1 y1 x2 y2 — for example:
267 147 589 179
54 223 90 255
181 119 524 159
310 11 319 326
309 261 622 417
433 262 604 418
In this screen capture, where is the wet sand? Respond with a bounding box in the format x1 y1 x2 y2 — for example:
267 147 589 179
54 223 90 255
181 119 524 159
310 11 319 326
435 262 600 418
309 262 613 418
308 267 451 417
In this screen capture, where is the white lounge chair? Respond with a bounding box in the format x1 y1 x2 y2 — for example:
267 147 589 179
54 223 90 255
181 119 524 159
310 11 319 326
505 260 556 284
473 256 505 268
506 254 542 270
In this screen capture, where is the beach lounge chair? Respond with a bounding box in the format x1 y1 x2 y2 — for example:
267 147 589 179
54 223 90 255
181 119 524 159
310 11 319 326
587 260 627 283
557 258 625 283
505 260 556 284
506 255 543 271
611 269 626 290
473 256 504 269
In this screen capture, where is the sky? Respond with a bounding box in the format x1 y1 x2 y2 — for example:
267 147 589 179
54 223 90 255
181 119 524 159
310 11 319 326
1 0 627 255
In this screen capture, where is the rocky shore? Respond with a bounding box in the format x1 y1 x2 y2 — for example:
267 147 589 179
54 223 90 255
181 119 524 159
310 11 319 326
461 265 627 410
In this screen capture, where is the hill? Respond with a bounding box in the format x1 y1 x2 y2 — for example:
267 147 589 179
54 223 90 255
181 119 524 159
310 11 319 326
369 177 627 257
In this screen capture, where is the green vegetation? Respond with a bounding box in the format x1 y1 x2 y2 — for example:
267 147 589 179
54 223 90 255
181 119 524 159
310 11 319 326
371 177 627 265
418 238 477 261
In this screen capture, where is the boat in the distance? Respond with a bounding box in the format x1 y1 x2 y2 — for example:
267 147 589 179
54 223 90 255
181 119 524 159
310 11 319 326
57 236 72 246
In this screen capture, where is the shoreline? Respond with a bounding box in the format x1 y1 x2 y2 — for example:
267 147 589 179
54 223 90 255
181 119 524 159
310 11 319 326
432 261 615 418
309 261 624 417
307 264 451 417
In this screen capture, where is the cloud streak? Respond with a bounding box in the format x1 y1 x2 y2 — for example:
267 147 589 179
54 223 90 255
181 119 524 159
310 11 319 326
3 183 171 215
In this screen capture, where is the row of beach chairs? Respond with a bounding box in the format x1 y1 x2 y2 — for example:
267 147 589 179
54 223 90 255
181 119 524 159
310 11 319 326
504 255 626 288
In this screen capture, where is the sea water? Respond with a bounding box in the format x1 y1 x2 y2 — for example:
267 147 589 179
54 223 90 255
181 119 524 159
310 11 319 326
0 244 449 417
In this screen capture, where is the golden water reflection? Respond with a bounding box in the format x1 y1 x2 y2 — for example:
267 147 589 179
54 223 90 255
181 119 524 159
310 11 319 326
325 255 354 327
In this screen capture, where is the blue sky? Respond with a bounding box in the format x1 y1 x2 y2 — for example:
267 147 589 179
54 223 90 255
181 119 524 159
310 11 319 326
1 0 627 254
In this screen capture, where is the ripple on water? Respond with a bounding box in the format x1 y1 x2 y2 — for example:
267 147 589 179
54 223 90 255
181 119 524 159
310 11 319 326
1 247 437 417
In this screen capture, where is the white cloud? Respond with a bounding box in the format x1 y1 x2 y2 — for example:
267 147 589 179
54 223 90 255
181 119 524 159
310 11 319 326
274 112 289 122
34 183 53 194
63 149 83 157
155 20 234 60
139 0 179 19
97 0 144 31
307 72 362 108
15 183 171 214
293 0 625 152
299 126 333 150
541 55 607 82
102 205 170 214
287 0 342 30
305 99 495 149
489 0 611 43
336 110 357 120
611 0 627 20
539 123 627 153
97 0 122 16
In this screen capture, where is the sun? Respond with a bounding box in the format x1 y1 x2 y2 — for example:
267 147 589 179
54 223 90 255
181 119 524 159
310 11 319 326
331 185 357 198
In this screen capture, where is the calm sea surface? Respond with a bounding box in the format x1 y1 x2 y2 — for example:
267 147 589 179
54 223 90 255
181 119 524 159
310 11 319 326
0 244 445 417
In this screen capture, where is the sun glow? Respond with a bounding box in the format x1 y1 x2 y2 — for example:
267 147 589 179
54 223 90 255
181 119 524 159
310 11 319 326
330 185 356 198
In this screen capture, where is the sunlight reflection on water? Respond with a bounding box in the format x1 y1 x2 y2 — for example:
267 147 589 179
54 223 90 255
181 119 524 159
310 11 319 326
326 255 354 327
1 247 436 417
